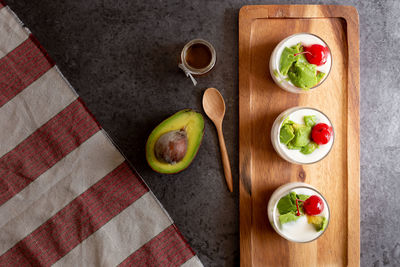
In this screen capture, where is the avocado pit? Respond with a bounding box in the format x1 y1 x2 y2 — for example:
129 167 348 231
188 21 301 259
154 129 188 164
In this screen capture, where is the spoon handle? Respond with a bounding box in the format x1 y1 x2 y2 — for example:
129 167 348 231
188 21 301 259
216 124 233 192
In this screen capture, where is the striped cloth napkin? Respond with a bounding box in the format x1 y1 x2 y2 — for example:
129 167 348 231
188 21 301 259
0 2 203 266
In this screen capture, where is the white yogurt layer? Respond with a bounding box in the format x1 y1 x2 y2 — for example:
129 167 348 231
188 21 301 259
269 33 332 93
273 187 329 243
271 107 334 164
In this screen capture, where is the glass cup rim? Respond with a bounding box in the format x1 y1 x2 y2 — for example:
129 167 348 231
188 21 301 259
271 32 333 92
180 39 216 75
270 183 331 243
274 106 335 165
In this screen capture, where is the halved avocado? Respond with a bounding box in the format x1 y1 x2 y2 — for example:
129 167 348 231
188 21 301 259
146 109 204 174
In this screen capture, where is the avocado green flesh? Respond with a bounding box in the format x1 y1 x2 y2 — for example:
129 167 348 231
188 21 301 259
277 192 311 225
280 45 299 76
316 71 326 83
288 60 318 89
279 115 319 155
146 109 204 174
308 216 328 231
280 124 295 145
277 191 298 214
304 115 317 127
300 142 318 154
292 124 311 147
279 212 299 225
279 43 326 90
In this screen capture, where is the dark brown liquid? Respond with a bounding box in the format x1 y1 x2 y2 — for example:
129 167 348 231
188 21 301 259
185 43 212 69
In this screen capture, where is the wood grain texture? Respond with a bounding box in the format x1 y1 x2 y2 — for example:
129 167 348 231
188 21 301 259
203 88 233 192
239 5 360 267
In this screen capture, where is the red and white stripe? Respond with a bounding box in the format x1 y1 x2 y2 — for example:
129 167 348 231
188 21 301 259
0 3 202 266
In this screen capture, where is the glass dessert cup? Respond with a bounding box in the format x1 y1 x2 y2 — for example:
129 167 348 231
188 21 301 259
267 182 330 243
271 106 334 165
269 33 332 93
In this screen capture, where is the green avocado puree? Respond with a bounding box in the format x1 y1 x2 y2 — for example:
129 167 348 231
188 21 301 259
279 115 319 155
279 43 325 90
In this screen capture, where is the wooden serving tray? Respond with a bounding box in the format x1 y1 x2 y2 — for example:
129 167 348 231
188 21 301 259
239 5 360 267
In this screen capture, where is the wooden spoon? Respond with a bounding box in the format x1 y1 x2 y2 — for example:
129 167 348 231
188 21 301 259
202 88 233 192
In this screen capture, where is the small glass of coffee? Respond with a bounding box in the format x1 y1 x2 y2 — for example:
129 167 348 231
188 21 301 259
179 39 216 85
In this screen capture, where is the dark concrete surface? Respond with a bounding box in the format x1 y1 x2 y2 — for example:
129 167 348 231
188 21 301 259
5 0 400 266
